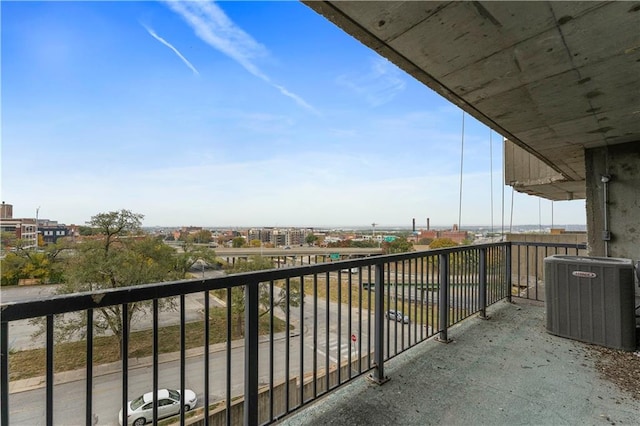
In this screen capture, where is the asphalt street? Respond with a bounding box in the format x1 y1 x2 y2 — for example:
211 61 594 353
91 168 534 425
5 277 419 425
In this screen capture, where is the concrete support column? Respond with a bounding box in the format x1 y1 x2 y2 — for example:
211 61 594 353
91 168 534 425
585 141 640 261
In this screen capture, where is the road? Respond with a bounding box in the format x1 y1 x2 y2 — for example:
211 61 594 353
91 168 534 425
6 278 417 425
2 270 226 351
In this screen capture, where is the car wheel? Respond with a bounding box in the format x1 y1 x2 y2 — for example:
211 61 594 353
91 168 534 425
184 404 191 412
133 418 146 426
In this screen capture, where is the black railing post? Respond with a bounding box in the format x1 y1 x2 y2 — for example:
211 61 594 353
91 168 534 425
479 248 488 319
1 321 9 426
244 282 259 426
369 263 389 384
180 294 186 425
86 309 94 426
438 253 451 343
153 299 159 425
204 292 210 426
506 243 513 303
46 315 54 426
121 304 128 426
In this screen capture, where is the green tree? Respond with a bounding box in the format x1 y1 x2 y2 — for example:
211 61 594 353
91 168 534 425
0 237 69 286
429 238 458 249
1 253 26 286
174 240 219 276
305 234 318 246
1 231 18 253
232 236 246 248
249 239 262 248
78 226 98 236
222 255 302 335
461 237 474 245
383 236 414 254
351 240 378 248
194 230 213 243
36 210 183 357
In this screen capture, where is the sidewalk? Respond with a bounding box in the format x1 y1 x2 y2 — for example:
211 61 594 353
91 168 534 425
8 290 298 394
9 330 297 394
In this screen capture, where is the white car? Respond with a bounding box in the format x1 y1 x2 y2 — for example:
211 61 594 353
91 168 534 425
118 388 197 426
385 309 410 324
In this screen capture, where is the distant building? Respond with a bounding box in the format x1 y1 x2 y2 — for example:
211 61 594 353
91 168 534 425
246 227 313 247
0 202 37 249
0 202 71 247
38 220 69 244
417 223 469 245
248 228 273 244
285 228 311 246
1 201 13 219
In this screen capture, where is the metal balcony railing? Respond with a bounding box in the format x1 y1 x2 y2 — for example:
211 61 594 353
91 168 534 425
1 241 574 426
510 242 588 302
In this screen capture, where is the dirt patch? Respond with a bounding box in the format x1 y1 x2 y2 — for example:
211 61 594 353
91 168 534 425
588 345 640 401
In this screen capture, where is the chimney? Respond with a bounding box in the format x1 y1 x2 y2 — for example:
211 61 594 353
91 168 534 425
427 218 430 231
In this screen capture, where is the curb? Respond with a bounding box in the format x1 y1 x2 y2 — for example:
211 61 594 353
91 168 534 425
9 330 299 394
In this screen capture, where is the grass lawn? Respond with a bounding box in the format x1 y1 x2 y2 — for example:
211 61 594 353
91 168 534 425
10 276 471 382
9 306 286 381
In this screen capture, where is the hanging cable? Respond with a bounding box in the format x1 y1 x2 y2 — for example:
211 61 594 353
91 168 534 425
458 111 465 230
538 198 542 233
489 129 494 235
501 138 505 241
509 187 515 234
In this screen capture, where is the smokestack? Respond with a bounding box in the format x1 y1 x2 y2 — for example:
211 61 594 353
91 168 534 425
427 218 430 231
412 218 415 232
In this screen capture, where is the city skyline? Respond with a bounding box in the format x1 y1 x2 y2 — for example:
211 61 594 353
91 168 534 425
2 1 587 227
3 199 587 233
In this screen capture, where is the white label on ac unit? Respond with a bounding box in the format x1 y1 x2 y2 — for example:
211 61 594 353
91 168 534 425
572 271 597 278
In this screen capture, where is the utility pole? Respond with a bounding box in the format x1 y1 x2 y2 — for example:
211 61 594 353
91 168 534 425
35 206 40 250
372 222 378 247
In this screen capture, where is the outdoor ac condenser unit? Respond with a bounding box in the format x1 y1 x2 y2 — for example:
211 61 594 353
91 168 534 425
544 255 637 351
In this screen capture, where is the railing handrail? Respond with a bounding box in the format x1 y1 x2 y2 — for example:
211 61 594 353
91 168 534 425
510 241 587 249
0 242 510 322
3 240 542 426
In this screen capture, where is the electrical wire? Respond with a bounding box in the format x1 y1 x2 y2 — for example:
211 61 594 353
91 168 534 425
458 111 465 230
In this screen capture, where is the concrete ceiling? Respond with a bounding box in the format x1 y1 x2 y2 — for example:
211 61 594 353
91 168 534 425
303 1 640 200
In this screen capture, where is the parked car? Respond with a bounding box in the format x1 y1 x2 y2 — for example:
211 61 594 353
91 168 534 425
385 309 409 324
118 388 197 426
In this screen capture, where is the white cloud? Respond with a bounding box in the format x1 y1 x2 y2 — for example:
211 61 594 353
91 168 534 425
143 24 199 75
164 0 317 113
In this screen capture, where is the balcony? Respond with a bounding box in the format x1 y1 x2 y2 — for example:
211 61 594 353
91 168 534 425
280 296 640 426
3 241 637 426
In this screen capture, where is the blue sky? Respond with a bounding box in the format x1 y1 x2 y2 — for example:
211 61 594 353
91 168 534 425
1 1 586 229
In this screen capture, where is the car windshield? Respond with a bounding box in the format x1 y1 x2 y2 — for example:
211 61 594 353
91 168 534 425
168 389 180 401
130 395 146 411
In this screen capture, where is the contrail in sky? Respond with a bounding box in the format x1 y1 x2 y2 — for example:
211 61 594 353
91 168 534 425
163 0 317 113
143 24 199 76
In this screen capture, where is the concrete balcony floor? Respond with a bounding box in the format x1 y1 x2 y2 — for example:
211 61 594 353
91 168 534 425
280 299 640 426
